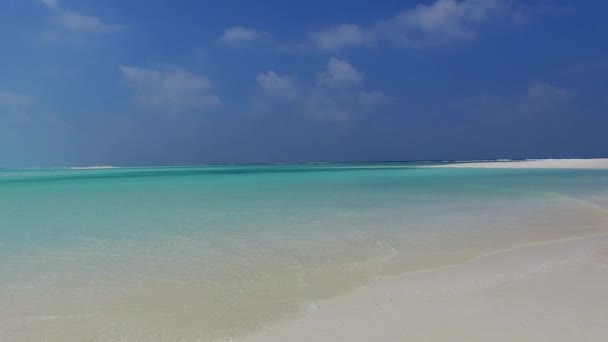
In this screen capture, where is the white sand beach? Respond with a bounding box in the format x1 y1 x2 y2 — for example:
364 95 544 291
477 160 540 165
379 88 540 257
242 233 608 342
431 158 608 169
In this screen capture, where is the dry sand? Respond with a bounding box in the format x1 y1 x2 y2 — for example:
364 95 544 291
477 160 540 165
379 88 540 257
241 233 608 341
430 158 608 169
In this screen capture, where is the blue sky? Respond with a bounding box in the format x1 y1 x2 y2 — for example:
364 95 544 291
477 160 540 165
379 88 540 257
0 0 606 167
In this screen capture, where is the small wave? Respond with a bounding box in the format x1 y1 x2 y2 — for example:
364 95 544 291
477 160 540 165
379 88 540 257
69 166 118 170
439 159 517 164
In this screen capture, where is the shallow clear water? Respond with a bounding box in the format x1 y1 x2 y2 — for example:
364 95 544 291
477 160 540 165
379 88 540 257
1 164 608 340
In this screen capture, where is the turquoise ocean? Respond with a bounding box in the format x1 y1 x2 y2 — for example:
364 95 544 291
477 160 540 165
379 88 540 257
1 163 608 340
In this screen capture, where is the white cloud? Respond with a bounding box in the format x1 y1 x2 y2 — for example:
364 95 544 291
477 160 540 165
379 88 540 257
120 66 220 114
310 24 376 51
527 82 572 100
358 90 391 106
379 0 504 47
522 81 574 112
302 88 389 122
469 81 576 117
256 71 298 99
509 2 573 26
53 9 121 33
317 58 363 88
0 90 33 121
219 26 265 46
0 91 33 109
570 60 608 74
307 0 508 51
254 58 388 121
38 0 121 44
39 0 59 10
192 48 208 61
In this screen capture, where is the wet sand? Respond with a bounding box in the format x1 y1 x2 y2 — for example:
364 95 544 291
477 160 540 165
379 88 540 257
242 233 608 341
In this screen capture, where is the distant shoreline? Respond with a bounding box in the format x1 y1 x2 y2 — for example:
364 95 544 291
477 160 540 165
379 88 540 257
5 158 608 170
429 158 608 169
